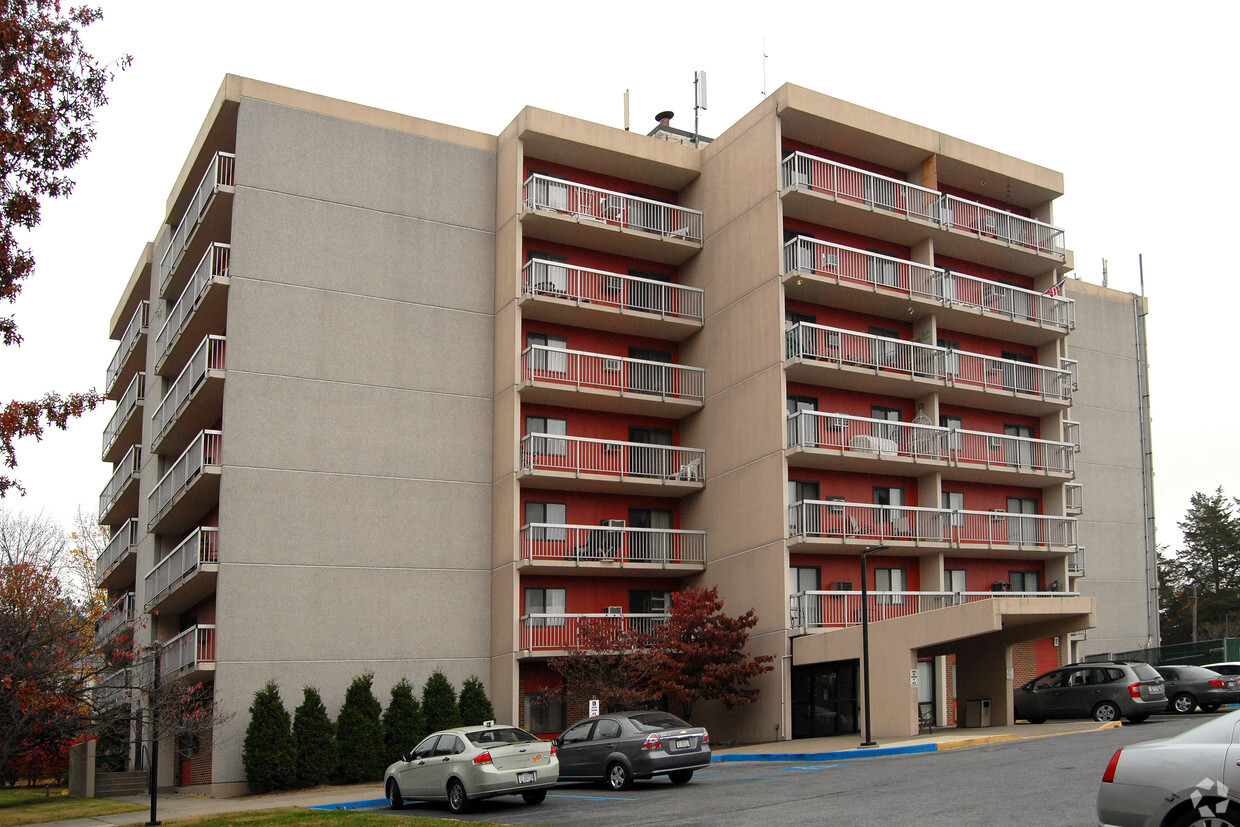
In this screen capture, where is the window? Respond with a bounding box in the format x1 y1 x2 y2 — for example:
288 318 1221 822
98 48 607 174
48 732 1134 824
525 587 566 626
629 589 671 614
787 395 818 446
593 718 622 740
528 251 568 293
789 566 821 594
873 486 905 524
867 249 899 287
527 332 568 374
525 501 566 542
628 268 670 312
1000 350 1036 393
946 569 967 593
938 339 960 377
1006 496 1040 545
628 508 672 562
871 405 901 443
1009 571 1040 592
1004 424 1035 469
875 567 907 605
788 479 821 535
628 347 672 394
531 170 569 211
941 491 964 526
558 719 594 744
628 427 673 477
869 326 901 369
940 413 963 452
525 415 567 457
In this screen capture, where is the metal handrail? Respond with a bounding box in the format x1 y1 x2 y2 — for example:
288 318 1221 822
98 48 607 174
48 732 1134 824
161 625 216 677
102 372 145 458
1063 420 1081 450
154 243 230 369
96 518 139 582
520 613 668 650
520 433 704 482
522 259 704 322
150 336 226 446
522 173 703 244
952 428 1075 474
99 445 141 516
96 592 135 643
787 410 948 458
522 345 704 403
105 301 149 394
144 526 219 611
940 194 1066 256
147 430 223 528
1065 483 1084 510
954 509 1077 549
158 152 235 295
520 523 706 565
790 589 1080 630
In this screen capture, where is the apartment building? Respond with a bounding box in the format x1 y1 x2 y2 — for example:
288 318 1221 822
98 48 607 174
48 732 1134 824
92 76 1153 795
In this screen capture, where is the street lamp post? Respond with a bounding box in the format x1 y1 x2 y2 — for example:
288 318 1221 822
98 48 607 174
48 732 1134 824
859 544 888 748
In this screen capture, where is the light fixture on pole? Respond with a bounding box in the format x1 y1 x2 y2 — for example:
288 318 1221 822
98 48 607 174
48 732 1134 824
859 543 888 749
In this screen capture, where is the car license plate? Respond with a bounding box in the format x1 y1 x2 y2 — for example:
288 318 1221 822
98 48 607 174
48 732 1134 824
1149 685 1164 695
676 738 692 749
517 771 536 784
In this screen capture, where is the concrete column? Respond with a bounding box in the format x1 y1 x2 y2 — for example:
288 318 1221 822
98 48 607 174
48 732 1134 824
954 635 1013 726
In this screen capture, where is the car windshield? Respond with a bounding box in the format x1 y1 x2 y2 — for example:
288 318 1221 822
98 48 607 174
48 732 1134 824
1131 664 1161 681
1180 666 1223 679
465 727 540 747
628 712 692 731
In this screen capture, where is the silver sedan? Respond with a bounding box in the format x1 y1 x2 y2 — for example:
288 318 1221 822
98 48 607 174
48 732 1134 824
384 723 558 814
1098 709 1240 826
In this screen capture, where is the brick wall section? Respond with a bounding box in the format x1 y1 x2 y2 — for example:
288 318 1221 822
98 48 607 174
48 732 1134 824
175 726 213 787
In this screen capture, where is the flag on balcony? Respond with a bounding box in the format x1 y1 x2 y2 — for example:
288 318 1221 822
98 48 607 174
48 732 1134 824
1044 278 1066 297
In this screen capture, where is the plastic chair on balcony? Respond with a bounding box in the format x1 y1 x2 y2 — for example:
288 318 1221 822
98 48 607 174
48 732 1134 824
674 457 702 481
574 529 620 561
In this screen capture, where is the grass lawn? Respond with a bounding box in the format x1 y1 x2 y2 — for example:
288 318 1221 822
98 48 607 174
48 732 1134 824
134 808 526 827
0 787 145 827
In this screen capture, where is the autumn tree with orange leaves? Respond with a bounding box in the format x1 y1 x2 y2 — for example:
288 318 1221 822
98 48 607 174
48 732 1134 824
1 0 130 496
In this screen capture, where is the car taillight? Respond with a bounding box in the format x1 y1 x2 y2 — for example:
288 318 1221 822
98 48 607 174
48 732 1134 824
642 733 663 750
702 730 710 744
1210 679 1225 688
1128 682 1142 699
550 744 556 756
473 751 492 765
1101 748 1123 783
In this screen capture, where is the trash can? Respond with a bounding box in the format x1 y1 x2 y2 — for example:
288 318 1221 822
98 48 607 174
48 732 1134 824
963 698 991 728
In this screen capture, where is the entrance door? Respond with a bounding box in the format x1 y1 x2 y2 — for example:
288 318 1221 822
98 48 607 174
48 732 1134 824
628 427 672 478
1006 496 1040 545
629 508 673 562
791 661 859 738
1004 424 1035 469
917 659 936 727
628 347 672 395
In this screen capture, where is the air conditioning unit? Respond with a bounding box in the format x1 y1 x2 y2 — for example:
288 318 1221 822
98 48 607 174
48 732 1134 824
604 606 623 615
830 581 853 591
603 358 622 372
603 519 626 528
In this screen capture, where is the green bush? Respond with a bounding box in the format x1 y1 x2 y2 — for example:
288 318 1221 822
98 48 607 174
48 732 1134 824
292 686 336 788
421 669 461 733
457 675 495 726
382 678 426 765
242 681 295 794
335 673 386 783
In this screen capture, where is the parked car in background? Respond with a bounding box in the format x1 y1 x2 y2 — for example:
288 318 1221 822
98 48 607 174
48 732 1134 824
1014 661 1165 724
1098 708 1240 826
1203 662 1240 678
1155 664 1240 714
554 710 711 790
384 723 558 814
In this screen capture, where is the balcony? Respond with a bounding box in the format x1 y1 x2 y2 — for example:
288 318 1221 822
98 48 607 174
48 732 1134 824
92 668 133 710
788 500 1076 555
519 523 706 573
161 624 215 683
150 336 226 457
520 345 704 419
521 173 703 265
1066 482 1083 515
520 434 704 496
1063 420 1080 451
154 243 230 376
147 430 222 537
1069 546 1086 575
99 445 141 527
95 592 135 653
104 300 148 399
96 518 139 591
784 322 1072 415
1061 357 1079 391
520 259 704 341
519 613 667 654
782 236 1073 345
101 372 144 463
789 589 1079 631
145 526 219 614
157 152 235 299
780 152 1066 276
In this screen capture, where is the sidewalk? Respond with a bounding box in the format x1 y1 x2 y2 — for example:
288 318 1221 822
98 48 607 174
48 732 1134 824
37 721 1112 826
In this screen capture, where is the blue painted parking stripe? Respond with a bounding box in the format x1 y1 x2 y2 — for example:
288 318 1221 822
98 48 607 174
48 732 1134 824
714 743 937 762
307 798 388 810
547 793 636 801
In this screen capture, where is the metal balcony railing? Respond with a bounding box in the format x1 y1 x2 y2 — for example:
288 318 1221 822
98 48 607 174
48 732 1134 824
522 259 704 322
102 372 144 458
96 518 139 582
147 430 222 528
158 152 235 295
1063 420 1081 451
782 236 1074 331
99 445 141 516
150 336 226 447
785 322 1073 403
92 668 133 709
789 501 1076 550
105 301 148 394
781 152 1067 258
1061 357 1079 391
523 173 703 244
522 345 704 403
521 433 704 482
1069 546 1086 573
154 243 230 369
789 589 1080 630
520 523 706 565
144 526 219 611
96 592 135 645
520 613 668 651
952 428 1075 474
1066 483 1084 511
161 624 216 678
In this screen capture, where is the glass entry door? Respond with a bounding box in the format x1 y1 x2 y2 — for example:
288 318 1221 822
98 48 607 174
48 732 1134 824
791 661 858 738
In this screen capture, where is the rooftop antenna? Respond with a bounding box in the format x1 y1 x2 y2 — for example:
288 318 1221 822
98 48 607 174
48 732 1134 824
624 89 630 131
693 70 707 147
762 39 768 97
1138 253 1145 296
1102 257 1108 288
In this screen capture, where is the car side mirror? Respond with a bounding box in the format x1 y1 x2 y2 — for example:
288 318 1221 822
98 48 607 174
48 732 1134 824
401 752 411 762
552 738 561 747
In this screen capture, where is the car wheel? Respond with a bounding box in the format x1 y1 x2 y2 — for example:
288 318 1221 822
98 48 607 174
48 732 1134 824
1126 714 1149 723
1025 716 1046 724
1202 703 1222 713
1169 803 1240 826
521 789 547 805
1172 693 1198 714
386 779 404 810
1092 701 1120 723
606 761 632 791
446 779 470 814
668 770 694 784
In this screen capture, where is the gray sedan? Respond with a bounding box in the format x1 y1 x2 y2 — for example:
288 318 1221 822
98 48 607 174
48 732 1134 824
554 710 711 790
384 724 558 814
1098 708 1240 826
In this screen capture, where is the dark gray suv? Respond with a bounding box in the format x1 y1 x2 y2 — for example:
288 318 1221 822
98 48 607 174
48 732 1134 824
1013 661 1166 724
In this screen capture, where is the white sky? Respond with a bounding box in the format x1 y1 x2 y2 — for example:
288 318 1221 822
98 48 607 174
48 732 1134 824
1 0 1235 553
